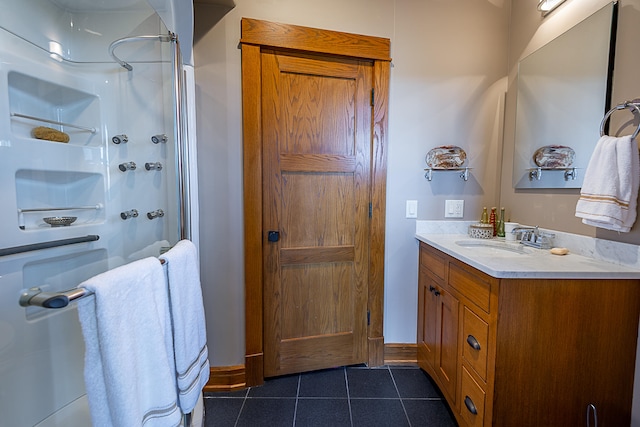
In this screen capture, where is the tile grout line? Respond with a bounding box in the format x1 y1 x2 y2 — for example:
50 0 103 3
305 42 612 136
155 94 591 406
388 366 413 427
344 367 354 427
292 374 301 426
233 388 249 427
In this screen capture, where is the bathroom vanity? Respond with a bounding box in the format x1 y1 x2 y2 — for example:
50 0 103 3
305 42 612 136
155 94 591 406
416 234 640 427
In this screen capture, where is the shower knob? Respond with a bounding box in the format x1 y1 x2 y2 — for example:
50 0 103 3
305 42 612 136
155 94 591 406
147 209 164 220
112 134 128 144
145 162 163 171
120 209 139 220
118 161 137 172
151 134 168 144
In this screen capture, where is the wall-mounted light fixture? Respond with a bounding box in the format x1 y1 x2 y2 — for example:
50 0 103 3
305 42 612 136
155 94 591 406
537 0 566 16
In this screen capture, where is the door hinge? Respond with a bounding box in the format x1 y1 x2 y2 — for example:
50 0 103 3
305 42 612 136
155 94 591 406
369 202 372 218
370 88 374 106
367 310 371 326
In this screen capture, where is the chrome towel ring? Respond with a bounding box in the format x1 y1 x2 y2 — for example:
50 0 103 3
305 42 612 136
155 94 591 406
600 100 640 139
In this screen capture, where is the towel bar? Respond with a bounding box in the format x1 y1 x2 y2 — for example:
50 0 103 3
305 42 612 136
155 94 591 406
19 258 166 309
600 100 640 139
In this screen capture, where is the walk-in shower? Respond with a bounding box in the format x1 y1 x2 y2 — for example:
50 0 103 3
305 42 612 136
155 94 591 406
0 0 197 425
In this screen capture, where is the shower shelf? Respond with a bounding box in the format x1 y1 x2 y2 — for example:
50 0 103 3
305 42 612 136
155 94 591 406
11 113 97 133
18 205 104 230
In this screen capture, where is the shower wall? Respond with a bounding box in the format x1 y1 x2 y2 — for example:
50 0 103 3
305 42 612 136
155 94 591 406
0 1 191 425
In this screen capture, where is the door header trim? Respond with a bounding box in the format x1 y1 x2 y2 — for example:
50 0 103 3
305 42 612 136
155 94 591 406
240 18 391 62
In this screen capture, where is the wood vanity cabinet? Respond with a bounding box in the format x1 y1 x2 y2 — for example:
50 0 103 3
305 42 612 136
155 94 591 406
417 241 640 427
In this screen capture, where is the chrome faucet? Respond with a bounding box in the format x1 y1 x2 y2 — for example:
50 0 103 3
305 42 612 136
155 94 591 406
512 226 555 249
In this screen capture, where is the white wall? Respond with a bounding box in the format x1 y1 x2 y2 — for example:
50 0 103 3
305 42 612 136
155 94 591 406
194 0 509 365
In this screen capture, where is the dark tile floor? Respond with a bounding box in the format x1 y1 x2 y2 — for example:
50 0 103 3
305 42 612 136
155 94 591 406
203 365 458 427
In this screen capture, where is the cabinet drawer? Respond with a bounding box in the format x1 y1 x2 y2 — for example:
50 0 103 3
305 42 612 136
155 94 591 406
420 244 446 281
460 366 486 427
462 307 489 381
448 262 491 312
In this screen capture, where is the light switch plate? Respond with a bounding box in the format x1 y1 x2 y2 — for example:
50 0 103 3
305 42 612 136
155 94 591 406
406 200 418 218
445 200 464 218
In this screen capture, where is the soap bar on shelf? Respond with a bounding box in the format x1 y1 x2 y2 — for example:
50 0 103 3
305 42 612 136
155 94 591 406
550 247 569 255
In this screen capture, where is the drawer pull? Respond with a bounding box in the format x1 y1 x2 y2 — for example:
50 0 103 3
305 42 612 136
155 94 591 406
464 396 478 415
428 285 441 296
466 334 481 351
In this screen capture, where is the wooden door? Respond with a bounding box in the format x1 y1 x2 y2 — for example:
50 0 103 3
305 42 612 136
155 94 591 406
241 18 390 386
261 49 372 377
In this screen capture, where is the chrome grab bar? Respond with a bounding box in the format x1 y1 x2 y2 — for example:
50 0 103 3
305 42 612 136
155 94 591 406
0 235 99 257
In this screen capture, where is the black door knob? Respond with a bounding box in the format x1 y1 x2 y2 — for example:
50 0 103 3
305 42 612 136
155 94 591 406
267 231 280 242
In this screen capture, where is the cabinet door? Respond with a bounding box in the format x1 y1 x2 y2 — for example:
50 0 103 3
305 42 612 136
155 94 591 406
418 266 439 370
435 286 459 403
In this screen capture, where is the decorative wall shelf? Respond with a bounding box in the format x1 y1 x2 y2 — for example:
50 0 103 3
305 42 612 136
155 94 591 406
528 167 577 181
424 167 471 182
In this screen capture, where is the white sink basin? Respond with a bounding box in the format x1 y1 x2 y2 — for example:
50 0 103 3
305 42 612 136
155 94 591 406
454 240 534 256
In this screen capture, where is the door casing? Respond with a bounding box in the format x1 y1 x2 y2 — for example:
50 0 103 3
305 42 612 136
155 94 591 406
240 18 391 386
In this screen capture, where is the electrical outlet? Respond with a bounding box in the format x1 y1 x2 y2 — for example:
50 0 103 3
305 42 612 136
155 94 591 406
445 200 464 218
406 200 418 218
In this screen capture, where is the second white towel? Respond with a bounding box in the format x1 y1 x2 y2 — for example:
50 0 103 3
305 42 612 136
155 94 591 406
575 135 640 232
161 240 210 414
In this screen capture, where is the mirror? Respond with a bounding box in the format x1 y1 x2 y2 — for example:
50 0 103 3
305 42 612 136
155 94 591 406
513 2 617 189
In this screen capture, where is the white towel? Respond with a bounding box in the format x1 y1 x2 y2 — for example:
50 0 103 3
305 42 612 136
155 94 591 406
575 135 640 232
77 257 181 427
160 240 210 414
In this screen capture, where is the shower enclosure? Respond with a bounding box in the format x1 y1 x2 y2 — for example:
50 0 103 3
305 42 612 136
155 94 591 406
0 0 197 425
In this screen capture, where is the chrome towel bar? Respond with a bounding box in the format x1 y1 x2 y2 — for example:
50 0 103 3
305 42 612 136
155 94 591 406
19 258 166 309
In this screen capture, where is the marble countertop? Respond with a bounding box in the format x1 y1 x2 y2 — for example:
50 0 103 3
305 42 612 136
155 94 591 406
416 232 640 279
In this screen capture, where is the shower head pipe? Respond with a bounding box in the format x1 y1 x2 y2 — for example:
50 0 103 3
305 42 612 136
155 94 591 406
108 33 176 71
